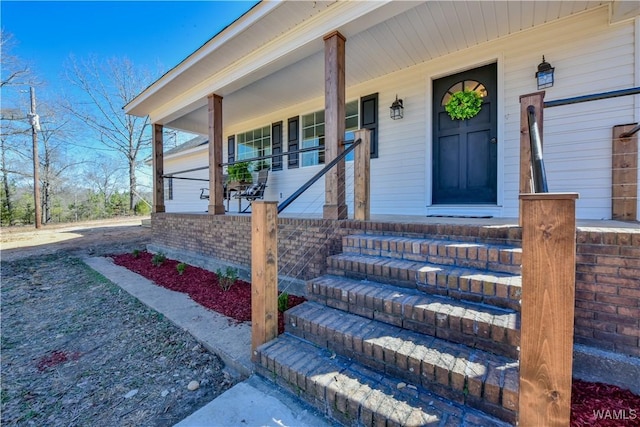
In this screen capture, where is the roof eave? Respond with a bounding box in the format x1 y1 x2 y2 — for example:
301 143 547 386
124 0 279 117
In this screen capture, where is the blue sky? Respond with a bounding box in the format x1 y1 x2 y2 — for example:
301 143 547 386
2 1 258 90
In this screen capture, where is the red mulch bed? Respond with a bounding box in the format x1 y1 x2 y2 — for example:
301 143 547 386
112 251 305 334
112 252 639 424
571 379 640 426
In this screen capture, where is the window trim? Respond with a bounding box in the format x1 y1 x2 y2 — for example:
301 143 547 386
236 124 272 166
165 177 173 201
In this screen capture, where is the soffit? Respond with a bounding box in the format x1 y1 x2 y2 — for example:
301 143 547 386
156 1 610 134
126 1 335 117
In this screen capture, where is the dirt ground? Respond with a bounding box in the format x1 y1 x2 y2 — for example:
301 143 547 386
1 217 153 261
0 218 235 426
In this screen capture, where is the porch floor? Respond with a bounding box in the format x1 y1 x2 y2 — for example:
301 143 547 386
204 211 640 232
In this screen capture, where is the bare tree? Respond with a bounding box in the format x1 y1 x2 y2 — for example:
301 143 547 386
84 157 127 216
62 55 153 212
36 101 84 223
0 31 31 89
0 31 34 224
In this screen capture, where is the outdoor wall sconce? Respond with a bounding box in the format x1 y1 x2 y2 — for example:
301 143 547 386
390 95 404 120
536 56 555 90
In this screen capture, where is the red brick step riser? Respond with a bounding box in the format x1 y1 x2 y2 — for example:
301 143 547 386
342 234 522 275
307 275 520 359
256 335 513 427
327 254 522 312
284 302 519 424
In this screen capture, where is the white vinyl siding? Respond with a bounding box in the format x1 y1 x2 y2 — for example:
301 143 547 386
163 147 209 213
166 6 637 219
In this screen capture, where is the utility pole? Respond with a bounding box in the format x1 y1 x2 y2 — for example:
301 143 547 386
28 86 42 229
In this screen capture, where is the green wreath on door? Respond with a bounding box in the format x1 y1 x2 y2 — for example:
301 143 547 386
445 90 483 120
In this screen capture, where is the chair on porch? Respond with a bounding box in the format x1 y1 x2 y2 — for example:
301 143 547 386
199 175 232 210
234 169 269 213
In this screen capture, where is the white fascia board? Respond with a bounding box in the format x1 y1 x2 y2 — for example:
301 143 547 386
147 0 401 124
125 1 281 116
610 0 640 24
165 143 208 162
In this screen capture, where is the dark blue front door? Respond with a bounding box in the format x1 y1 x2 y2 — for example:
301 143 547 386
432 63 497 204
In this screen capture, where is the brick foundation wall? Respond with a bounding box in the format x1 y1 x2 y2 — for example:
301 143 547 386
151 213 348 282
150 213 639 357
575 230 640 357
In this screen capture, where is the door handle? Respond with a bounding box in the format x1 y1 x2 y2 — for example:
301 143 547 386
490 137 497 144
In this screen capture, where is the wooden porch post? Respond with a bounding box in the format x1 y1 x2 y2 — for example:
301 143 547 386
251 201 278 361
354 128 371 221
519 92 545 225
519 192 579 427
612 124 638 221
323 31 347 220
152 123 165 213
208 94 225 215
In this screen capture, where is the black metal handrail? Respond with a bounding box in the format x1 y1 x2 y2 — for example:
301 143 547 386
161 176 208 181
278 138 361 213
161 144 329 179
527 106 549 193
620 123 640 138
220 144 329 167
544 86 640 108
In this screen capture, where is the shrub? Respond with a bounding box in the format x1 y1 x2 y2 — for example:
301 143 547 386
278 292 289 313
134 200 151 216
216 267 238 291
176 262 187 275
151 252 166 267
132 249 141 258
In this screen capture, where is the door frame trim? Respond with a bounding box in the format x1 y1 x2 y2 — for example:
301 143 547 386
424 55 505 214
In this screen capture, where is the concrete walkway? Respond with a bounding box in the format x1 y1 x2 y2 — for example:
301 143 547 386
85 257 334 427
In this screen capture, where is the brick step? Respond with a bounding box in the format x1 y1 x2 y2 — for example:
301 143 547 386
308 275 520 359
285 302 519 424
256 334 512 427
342 234 522 275
328 253 522 311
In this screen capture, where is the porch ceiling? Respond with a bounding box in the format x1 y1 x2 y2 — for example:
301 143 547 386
140 1 611 135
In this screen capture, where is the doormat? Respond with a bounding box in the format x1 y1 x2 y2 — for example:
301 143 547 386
427 215 494 219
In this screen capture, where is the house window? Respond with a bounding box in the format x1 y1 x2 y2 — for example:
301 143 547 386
164 177 173 201
300 100 359 167
441 80 487 105
301 110 324 167
344 100 359 161
237 125 271 168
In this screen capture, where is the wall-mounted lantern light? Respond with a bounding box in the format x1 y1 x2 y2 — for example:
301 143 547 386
390 95 404 120
536 56 554 90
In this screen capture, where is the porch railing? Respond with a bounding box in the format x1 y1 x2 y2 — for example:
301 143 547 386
517 86 639 426
277 137 361 213
526 105 548 193
250 128 371 359
161 144 331 181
